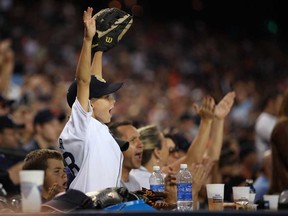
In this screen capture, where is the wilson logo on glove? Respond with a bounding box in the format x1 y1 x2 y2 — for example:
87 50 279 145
105 37 113 43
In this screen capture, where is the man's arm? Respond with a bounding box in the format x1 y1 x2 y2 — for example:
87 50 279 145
76 7 97 111
166 96 215 173
7 161 24 185
0 39 14 97
206 91 236 161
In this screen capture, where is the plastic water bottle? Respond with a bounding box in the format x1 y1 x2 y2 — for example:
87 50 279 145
0 183 7 197
177 163 193 211
245 179 256 203
149 165 164 192
0 183 8 209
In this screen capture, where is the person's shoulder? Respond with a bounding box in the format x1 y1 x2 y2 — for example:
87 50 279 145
255 112 277 129
256 112 276 122
22 139 39 152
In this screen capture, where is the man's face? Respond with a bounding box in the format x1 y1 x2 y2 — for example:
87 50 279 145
0 128 19 149
36 119 61 145
118 125 143 170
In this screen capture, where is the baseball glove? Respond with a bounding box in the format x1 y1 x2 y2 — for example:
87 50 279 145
92 8 133 52
86 187 129 209
131 188 177 210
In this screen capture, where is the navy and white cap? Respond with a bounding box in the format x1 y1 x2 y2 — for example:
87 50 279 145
66 75 123 108
41 189 93 213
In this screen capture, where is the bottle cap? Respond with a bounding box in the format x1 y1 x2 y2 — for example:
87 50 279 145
180 164 187 169
153 165 160 171
246 179 253 184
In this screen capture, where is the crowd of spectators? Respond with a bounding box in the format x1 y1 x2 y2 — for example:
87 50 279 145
1 0 288 206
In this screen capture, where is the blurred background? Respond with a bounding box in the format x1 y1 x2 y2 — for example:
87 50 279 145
1 0 288 206
0 0 288 137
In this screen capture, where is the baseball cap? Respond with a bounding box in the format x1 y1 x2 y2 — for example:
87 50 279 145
0 95 14 107
0 115 25 131
66 75 123 108
33 108 56 125
41 189 93 213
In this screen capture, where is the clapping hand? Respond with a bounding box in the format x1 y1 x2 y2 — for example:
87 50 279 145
164 166 177 203
193 96 215 121
214 91 236 119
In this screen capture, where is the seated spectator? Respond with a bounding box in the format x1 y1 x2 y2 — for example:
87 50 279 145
109 121 143 192
254 150 272 202
177 112 199 143
269 91 288 194
164 132 190 165
130 124 173 189
0 115 25 196
239 144 258 180
23 108 60 152
254 91 283 164
22 149 67 202
0 94 13 116
218 137 244 202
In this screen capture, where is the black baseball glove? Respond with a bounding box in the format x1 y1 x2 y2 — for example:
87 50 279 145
86 187 129 209
92 8 133 52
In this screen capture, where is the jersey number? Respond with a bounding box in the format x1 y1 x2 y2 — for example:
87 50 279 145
63 152 80 177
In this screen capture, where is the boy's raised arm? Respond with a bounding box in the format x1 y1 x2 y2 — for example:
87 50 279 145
76 7 97 111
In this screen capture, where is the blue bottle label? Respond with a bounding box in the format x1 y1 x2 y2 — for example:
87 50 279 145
177 183 192 201
150 184 164 192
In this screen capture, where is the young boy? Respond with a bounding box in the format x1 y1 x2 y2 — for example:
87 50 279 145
22 149 67 202
58 7 125 193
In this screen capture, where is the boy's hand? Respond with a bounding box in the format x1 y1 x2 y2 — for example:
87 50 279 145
83 7 97 41
47 183 64 200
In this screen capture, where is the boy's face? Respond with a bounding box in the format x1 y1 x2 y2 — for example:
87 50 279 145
91 94 115 123
43 158 67 195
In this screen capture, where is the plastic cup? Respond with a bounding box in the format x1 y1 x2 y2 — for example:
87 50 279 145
206 184 224 211
232 186 250 203
264 195 279 210
249 193 256 204
19 170 44 212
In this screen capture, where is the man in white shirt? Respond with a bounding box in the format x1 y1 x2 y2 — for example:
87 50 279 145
109 121 143 191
